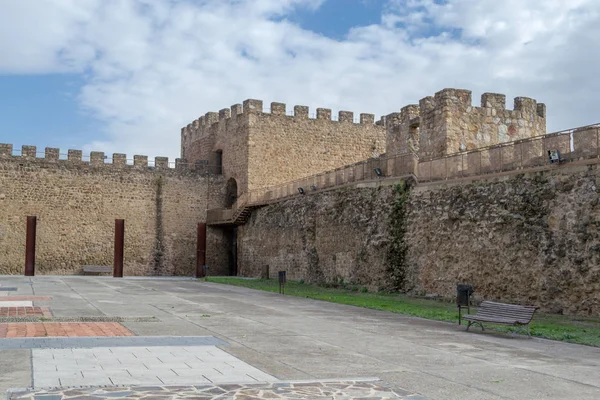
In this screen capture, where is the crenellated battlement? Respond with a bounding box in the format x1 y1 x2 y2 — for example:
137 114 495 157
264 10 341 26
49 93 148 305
0 143 212 173
385 89 546 128
428 88 546 118
180 88 546 194
181 99 379 147
180 99 386 194
384 88 547 158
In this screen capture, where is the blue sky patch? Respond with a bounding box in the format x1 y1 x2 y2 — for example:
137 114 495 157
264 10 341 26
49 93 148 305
288 0 387 40
0 74 102 153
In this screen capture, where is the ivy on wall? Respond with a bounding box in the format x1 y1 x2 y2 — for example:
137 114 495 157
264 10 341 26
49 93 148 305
386 182 410 291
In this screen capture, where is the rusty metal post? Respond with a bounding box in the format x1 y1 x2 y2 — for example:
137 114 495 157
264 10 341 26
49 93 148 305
196 223 207 278
24 216 37 276
113 219 124 278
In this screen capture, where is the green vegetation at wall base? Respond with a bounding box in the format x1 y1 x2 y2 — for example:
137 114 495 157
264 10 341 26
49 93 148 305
207 277 600 348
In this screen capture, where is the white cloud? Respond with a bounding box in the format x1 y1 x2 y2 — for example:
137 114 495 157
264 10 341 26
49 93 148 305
1 0 600 160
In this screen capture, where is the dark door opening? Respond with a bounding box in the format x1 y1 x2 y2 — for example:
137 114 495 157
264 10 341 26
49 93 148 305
225 178 238 208
214 150 223 174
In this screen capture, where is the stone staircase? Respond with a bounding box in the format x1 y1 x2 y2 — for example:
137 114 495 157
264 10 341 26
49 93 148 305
206 192 262 226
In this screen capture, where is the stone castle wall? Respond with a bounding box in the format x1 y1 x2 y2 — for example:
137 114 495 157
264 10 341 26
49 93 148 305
182 103 251 195
385 89 546 159
0 144 228 276
237 186 395 287
238 161 600 316
181 100 386 194
245 101 386 191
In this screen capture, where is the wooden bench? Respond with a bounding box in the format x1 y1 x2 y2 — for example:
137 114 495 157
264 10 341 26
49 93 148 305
463 301 538 337
83 265 112 275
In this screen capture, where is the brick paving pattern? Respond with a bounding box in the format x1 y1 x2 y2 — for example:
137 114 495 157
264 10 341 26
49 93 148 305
0 322 133 338
9 380 428 399
0 296 52 302
0 307 52 318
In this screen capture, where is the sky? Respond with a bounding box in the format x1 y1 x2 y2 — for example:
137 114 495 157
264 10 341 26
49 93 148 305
0 0 599 161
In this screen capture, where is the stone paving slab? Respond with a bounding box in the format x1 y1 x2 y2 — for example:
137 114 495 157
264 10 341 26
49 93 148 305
0 302 33 307
31 346 276 389
0 323 132 338
0 297 51 302
9 380 428 399
0 307 52 318
0 336 228 350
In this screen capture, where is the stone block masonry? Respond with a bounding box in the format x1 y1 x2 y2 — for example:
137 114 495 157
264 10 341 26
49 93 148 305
238 161 600 315
238 186 397 290
181 99 386 195
385 88 547 159
0 145 228 276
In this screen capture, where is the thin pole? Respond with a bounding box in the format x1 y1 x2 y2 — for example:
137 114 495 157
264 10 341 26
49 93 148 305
597 128 599 158
196 223 207 278
24 216 37 276
113 219 124 278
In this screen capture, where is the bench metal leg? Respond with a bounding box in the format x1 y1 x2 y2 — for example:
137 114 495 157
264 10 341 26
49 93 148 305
466 321 484 332
511 325 532 338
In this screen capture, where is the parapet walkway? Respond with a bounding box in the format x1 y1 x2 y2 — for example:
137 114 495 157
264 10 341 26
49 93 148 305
208 124 600 226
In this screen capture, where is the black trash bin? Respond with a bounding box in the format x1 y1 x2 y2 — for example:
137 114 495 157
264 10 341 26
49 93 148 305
456 284 474 325
278 271 287 294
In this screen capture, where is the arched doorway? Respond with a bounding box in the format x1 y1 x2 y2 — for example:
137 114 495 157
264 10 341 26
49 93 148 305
225 178 238 208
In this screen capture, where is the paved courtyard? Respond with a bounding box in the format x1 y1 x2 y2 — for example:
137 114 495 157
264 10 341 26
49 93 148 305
0 276 599 399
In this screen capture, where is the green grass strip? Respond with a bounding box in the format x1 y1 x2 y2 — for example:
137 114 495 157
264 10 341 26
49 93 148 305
207 277 600 347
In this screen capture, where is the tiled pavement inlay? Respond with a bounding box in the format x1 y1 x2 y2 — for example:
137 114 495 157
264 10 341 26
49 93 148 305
0 335 228 349
0 307 53 318
32 346 276 388
10 380 428 399
0 322 133 338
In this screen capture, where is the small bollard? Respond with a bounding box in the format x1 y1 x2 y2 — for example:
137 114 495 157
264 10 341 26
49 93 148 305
278 271 286 294
457 284 474 325
204 265 208 281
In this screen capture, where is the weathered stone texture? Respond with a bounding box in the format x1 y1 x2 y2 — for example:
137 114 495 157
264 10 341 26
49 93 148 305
386 105 419 156
421 89 546 158
246 110 386 190
238 163 600 315
182 108 251 195
0 154 227 276
407 164 600 315
386 89 546 159
182 101 386 195
238 186 396 289
238 182 406 288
